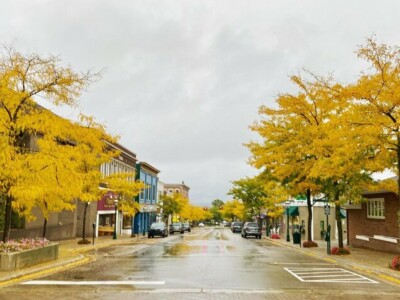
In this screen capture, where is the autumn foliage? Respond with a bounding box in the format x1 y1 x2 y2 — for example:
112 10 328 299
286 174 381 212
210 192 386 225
0 47 143 241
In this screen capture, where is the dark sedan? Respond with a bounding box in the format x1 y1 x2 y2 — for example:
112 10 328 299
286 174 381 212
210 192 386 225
241 222 261 239
170 222 184 234
148 222 168 238
231 222 243 233
182 222 191 233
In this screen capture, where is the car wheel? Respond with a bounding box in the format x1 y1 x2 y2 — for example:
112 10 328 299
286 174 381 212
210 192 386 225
148 235 151 238
244 233 247 238
181 231 184 234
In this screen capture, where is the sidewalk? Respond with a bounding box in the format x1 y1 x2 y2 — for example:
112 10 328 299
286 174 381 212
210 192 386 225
265 235 400 286
0 234 149 287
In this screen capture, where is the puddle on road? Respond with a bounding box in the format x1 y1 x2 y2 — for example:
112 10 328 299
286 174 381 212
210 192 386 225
164 243 202 256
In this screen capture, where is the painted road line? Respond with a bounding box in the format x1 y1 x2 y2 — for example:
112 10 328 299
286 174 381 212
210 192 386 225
22 280 166 285
284 267 378 284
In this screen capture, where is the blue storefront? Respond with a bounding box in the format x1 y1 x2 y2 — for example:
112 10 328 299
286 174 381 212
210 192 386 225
133 162 159 236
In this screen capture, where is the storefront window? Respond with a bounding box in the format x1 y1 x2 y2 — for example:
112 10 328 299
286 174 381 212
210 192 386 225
123 215 132 229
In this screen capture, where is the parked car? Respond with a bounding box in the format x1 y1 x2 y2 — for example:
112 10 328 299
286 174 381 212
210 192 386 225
170 222 184 234
231 222 243 233
241 222 261 239
148 222 168 238
198 222 205 227
182 222 191 232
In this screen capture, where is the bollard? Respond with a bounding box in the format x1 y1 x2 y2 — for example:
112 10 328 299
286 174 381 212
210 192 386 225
92 223 96 245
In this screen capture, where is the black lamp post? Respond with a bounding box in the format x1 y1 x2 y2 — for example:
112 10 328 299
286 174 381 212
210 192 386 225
113 198 119 240
324 204 331 255
286 206 290 242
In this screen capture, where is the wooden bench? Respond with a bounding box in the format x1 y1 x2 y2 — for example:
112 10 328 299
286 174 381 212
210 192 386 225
98 226 114 236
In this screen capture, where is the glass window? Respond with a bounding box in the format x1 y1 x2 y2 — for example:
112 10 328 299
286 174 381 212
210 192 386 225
367 198 385 219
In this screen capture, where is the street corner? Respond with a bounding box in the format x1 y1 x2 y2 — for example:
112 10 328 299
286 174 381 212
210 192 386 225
0 254 92 288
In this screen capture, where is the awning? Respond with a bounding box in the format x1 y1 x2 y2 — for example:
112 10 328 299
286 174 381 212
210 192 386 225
284 206 299 216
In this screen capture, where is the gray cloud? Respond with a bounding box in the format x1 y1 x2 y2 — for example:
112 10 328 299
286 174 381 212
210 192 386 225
2 0 400 203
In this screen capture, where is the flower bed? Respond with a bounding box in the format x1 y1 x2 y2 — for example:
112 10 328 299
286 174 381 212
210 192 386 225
271 234 280 239
303 240 318 248
0 238 50 253
391 256 400 270
331 246 351 255
0 238 58 271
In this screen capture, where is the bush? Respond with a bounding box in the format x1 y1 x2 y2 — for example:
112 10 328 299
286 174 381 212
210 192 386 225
271 234 280 239
391 256 400 270
331 246 351 255
0 237 49 253
303 240 318 248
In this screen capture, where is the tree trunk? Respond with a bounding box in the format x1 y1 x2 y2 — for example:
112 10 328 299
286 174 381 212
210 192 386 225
3 196 12 242
336 203 343 248
82 202 88 241
43 218 47 238
42 201 48 239
306 189 313 241
397 141 400 237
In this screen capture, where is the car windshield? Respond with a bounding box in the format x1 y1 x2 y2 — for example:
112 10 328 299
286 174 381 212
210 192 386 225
172 223 181 226
247 223 258 227
150 223 164 229
233 222 243 226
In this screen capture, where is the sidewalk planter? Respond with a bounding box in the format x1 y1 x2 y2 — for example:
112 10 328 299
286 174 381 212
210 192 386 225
0 243 59 271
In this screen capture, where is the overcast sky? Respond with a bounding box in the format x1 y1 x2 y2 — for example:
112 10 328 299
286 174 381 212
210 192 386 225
1 1 400 205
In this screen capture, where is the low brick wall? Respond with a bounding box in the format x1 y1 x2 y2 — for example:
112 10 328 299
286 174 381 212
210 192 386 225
0 243 59 271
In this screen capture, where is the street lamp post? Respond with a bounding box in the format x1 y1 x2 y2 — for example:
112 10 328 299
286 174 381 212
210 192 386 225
324 204 331 255
113 199 119 240
286 206 290 242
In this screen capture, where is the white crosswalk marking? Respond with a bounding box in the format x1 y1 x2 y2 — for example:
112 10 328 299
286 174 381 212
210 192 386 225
284 267 379 284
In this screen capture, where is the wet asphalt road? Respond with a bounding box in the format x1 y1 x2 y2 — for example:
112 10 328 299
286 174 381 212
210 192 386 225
1 227 400 299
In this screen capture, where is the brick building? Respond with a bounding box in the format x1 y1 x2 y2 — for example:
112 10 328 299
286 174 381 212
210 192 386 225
345 190 400 253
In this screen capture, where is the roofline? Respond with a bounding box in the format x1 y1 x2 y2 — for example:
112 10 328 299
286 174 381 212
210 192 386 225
105 141 137 161
137 161 160 174
164 183 190 190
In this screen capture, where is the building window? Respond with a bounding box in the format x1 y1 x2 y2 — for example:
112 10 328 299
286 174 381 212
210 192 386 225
123 215 132 229
367 198 385 219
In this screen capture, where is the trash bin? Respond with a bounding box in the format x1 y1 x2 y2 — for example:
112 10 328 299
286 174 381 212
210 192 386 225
293 231 301 244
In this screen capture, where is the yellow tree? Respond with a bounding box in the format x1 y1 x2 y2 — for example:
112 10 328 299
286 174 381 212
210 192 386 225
0 47 99 241
222 199 245 222
348 37 400 230
180 204 206 224
10 112 82 238
260 179 287 229
247 73 370 245
158 193 187 225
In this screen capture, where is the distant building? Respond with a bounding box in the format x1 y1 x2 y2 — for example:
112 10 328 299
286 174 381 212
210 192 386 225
164 182 190 199
96 142 138 237
157 181 165 222
132 162 160 236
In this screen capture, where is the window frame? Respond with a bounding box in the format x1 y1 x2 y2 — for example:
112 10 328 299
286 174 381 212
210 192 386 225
367 198 385 220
